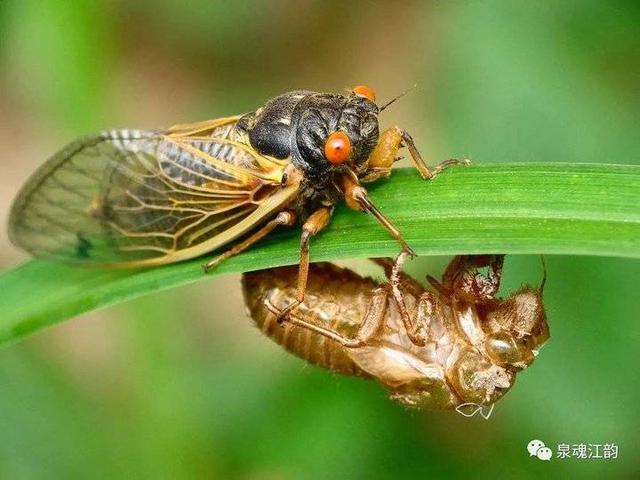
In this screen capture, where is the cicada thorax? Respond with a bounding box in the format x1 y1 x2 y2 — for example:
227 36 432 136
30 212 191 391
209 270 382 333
234 90 315 161
235 90 380 182
229 90 382 222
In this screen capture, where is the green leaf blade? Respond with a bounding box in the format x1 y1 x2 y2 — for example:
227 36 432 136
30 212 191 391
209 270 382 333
1 162 639 347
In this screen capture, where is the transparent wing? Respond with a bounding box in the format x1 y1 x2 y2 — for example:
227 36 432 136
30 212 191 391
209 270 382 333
9 118 297 266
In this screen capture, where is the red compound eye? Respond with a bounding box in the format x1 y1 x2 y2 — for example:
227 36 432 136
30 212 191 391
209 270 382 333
352 85 376 102
324 131 352 165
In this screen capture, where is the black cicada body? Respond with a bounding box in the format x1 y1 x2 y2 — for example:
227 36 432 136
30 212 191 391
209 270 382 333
9 85 466 318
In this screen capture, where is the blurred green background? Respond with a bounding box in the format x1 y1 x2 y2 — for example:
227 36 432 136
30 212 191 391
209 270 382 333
0 1 638 478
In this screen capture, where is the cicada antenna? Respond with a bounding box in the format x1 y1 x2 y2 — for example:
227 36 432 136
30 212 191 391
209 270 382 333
379 84 418 112
539 255 547 292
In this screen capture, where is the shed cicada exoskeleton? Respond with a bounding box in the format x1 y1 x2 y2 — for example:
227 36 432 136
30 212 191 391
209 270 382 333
242 254 549 412
9 85 466 318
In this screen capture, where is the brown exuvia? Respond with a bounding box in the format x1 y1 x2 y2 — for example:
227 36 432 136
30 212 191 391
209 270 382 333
242 254 549 411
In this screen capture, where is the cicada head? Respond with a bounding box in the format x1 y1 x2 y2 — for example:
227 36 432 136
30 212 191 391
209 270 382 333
291 86 380 181
483 286 550 370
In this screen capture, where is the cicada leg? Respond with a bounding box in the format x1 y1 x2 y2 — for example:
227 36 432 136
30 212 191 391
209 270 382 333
374 252 440 347
203 210 296 272
361 126 470 183
341 172 416 256
273 206 334 322
265 284 390 348
372 257 424 297
386 250 430 346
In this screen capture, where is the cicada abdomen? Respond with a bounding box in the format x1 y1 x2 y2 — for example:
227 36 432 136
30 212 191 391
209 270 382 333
242 255 549 411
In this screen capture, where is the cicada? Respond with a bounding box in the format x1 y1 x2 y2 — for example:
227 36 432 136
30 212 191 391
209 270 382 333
242 254 549 411
9 85 464 317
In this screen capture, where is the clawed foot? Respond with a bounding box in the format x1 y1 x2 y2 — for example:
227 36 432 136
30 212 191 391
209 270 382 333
429 157 471 178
